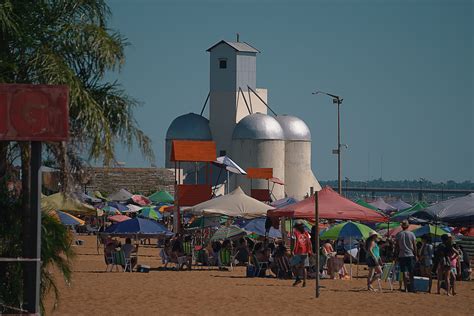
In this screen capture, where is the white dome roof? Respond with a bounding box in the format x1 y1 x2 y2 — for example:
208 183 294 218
275 115 311 141
232 113 284 140
166 113 212 140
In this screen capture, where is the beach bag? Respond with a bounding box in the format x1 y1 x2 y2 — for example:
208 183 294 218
246 264 257 278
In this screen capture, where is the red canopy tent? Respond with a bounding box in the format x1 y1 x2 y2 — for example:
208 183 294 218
268 186 388 223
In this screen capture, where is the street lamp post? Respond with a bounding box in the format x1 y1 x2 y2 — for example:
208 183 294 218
313 91 344 195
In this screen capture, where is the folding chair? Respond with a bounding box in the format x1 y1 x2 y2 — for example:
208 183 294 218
377 262 396 291
252 255 269 277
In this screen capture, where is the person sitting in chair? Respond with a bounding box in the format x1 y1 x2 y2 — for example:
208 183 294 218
121 237 138 271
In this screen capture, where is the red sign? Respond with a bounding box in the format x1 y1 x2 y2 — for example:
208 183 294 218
0 84 69 141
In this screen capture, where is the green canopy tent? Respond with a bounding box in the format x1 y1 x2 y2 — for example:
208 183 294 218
355 199 379 211
390 201 429 222
148 190 174 204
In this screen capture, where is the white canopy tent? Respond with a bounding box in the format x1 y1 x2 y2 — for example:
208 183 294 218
190 187 274 219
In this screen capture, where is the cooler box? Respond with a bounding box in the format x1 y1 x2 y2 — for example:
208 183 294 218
246 265 256 278
413 276 429 292
137 265 150 273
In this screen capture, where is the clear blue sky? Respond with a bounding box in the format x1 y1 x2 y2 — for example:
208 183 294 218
106 0 473 182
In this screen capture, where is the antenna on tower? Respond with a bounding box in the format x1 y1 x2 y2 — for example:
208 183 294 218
236 33 240 42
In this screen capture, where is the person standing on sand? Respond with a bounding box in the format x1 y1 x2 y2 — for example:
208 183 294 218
418 234 434 292
395 220 417 292
291 221 312 287
365 232 382 291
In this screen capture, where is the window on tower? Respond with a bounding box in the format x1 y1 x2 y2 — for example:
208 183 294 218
219 59 227 69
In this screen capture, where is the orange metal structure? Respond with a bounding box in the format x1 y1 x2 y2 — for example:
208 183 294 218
170 140 217 232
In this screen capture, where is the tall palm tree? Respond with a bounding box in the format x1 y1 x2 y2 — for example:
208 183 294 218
0 0 154 167
0 0 153 312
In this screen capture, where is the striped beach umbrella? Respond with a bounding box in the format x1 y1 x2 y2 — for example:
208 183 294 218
139 207 163 221
320 221 376 240
210 225 246 241
49 210 85 226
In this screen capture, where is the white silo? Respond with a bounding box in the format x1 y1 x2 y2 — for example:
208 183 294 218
165 113 213 176
231 113 285 200
275 115 321 200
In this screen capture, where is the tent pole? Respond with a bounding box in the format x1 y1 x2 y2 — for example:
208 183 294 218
227 170 230 194
349 236 353 279
356 242 360 278
314 189 320 298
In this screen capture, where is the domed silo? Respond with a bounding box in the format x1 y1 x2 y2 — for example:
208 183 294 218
165 113 213 175
231 113 285 200
275 115 321 200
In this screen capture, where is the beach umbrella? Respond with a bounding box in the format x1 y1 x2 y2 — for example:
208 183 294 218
320 221 376 279
131 194 151 206
412 225 451 238
188 215 228 229
239 217 282 239
108 214 132 223
94 191 108 201
375 222 400 230
213 155 247 194
210 225 247 241
378 225 420 237
126 204 143 213
139 207 163 221
148 190 174 204
104 217 173 237
105 202 129 213
72 192 102 204
157 204 172 212
41 192 97 216
101 206 121 215
388 199 412 211
107 189 133 202
320 221 376 240
49 210 85 226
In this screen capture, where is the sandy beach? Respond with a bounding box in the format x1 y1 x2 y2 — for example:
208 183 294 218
43 235 474 316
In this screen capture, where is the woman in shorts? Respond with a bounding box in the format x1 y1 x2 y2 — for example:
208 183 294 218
365 232 382 291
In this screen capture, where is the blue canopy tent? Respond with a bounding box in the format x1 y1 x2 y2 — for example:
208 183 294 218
410 193 474 227
270 197 298 209
236 217 282 239
388 199 412 211
104 217 173 237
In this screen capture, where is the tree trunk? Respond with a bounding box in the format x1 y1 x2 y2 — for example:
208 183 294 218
0 142 8 181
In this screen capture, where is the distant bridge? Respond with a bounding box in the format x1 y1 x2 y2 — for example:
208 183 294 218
334 186 473 201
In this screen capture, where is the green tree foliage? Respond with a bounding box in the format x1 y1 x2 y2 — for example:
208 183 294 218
0 0 154 166
0 1 150 313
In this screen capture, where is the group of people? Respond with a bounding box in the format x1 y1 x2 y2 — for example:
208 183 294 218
364 220 471 295
104 236 139 271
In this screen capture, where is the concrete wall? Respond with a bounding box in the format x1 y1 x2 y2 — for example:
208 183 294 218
284 141 321 200
209 44 237 92
231 139 285 200
85 167 176 196
236 52 256 90
235 88 268 124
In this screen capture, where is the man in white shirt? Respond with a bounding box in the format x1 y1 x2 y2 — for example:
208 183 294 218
122 237 138 270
